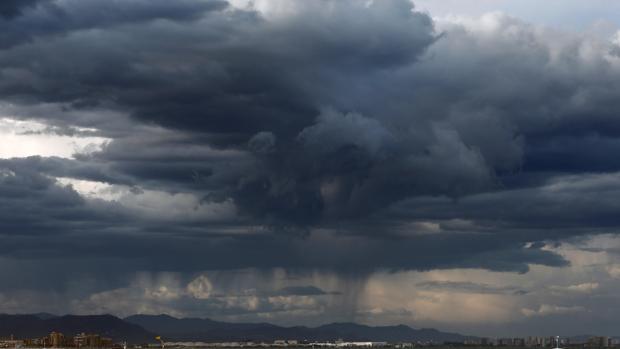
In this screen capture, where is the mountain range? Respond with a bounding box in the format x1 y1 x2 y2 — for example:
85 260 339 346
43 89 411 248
125 314 473 342
0 314 153 343
0 313 472 344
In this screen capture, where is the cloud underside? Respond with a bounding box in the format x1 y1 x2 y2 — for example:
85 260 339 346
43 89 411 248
1 0 620 327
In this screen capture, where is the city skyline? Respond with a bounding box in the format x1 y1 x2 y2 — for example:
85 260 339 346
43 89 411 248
1 0 620 338
0 313 617 346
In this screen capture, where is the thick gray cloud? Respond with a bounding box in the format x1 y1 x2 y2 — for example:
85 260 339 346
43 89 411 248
0 0 227 48
0 0 46 19
1 0 620 330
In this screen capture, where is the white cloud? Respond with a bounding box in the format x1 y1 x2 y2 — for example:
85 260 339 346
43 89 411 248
414 0 620 31
71 274 187 317
0 117 109 159
145 285 183 301
267 295 321 311
222 295 260 311
187 275 213 300
550 282 599 294
56 177 238 223
521 304 585 317
607 264 620 278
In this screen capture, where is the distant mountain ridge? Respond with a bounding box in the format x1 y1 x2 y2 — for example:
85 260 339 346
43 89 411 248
125 314 473 342
0 313 473 344
0 314 154 343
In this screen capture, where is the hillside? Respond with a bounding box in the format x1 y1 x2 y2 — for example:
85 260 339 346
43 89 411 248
125 314 472 342
0 314 154 343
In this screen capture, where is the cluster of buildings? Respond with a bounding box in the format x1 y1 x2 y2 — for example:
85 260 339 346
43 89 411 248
146 337 620 348
156 341 390 348
458 336 618 348
0 332 115 348
2 335 620 349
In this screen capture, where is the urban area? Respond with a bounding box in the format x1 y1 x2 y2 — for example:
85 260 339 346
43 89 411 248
1 335 620 349
0 333 114 348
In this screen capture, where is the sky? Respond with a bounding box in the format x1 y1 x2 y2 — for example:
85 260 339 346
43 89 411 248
3 0 620 337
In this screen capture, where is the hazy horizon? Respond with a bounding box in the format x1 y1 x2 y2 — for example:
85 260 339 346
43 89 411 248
3 312 618 339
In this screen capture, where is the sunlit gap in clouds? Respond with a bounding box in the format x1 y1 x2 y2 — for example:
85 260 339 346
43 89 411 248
0 117 109 159
55 176 238 223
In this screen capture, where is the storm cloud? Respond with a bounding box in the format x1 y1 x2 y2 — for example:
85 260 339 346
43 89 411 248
0 0 46 19
1 0 620 333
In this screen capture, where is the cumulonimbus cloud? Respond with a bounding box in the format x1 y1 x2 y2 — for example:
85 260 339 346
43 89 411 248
1 1 620 310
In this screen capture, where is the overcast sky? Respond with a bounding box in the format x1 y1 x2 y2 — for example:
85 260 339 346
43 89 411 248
2 0 620 337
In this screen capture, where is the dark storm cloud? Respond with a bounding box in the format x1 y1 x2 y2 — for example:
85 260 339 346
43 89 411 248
0 0 46 19
387 171 620 232
2 0 620 294
0 159 567 285
0 0 227 48
0 0 452 224
524 135 620 172
274 286 338 296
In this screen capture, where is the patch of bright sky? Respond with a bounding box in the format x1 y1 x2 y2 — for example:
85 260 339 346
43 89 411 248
229 0 620 38
55 177 237 222
354 236 620 336
414 0 620 33
0 117 109 159
55 177 126 201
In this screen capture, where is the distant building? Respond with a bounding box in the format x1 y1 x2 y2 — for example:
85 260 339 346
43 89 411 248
49 332 66 348
496 338 514 346
587 337 611 348
73 333 113 348
0 339 24 348
526 336 544 347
